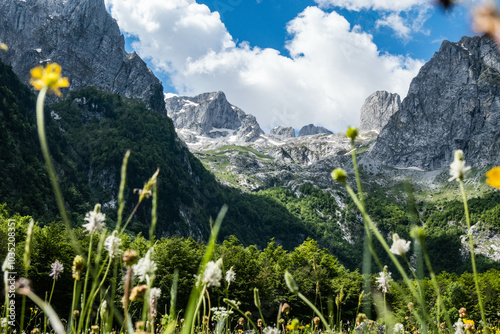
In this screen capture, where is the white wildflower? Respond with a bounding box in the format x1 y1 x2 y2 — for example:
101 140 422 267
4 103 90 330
133 248 157 283
263 327 280 334
150 287 161 301
449 150 470 182
394 323 404 334
104 232 122 259
376 266 393 293
49 259 64 280
202 258 223 287
225 266 236 284
389 233 411 256
1 318 7 328
83 204 106 234
211 306 233 322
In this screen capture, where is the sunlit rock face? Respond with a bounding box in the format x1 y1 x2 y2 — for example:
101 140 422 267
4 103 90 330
0 0 165 112
359 91 401 133
370 36 500 170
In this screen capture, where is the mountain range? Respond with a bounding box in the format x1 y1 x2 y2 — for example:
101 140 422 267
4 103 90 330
1 0 499 270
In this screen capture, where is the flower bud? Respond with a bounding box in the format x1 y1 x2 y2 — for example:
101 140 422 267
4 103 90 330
346 127 358 141
284 271 299 294
122 249 139 267
254 288 261 309
72 255 85 280
331 168 347 184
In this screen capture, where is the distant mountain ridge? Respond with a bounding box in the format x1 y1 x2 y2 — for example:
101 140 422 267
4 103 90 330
0 0 165 112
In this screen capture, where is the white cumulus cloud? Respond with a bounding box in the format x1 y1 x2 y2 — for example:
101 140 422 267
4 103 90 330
313 0 425 12
105 1 423 133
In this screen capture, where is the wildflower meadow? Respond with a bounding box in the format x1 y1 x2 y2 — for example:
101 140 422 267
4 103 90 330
2 2 500 334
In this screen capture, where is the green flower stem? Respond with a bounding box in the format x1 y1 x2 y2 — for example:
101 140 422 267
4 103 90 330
116 150 130 232
84 256 112 331
35 87 82 254
22 290 65 334
459 180 487 334
298 292 332 333
69 279 78 333
349 140 382 317
44 278 57 333
78 235 94 333
345 184 427 328
182 205 227 334
20 295 26 333
149 180 158 248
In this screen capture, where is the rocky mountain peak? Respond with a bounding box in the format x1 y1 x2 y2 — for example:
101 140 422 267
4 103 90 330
165 91 264 145
0 0 165 112
269 126 296 138
298 124 333 137
359 91 401 132
369 35 500 170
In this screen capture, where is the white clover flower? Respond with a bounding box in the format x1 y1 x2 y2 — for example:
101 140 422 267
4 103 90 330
49 259 64 280
449 150 471 182
202 258 223 287
104 232 122 259
83 204 106 234
394 323 404 334
133 248 157 283
263 327 280 334
225 266 236 284
389 233 411 256
376 266 393 293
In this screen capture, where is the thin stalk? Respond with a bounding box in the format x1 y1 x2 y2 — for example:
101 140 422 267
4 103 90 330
35 87 82 254
459 181 487 333
115 150 130 232
345 185 427 327
44 279 56 333
78 236 94 333
298 292 332 333
84 256 112 331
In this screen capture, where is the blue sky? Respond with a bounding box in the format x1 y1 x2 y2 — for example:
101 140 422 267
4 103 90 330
108 0 478 133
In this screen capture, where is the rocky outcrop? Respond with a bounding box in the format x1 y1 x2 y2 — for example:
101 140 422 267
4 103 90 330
359 91 401 132
298 124 333 136
0 0 165 112
370 35 500 169
165 91 264 143
270 126 295 138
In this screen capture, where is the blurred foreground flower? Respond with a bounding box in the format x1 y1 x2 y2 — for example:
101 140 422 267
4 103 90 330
202 258 223 287
0 43 7 51
486 167 500 188
449 150 470 182
389 233 411 256
49 259 64 280
376 266 393 293
29 62 69 97
472 3 500 46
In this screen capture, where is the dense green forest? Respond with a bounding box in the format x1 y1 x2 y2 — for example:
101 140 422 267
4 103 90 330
1 208 499 332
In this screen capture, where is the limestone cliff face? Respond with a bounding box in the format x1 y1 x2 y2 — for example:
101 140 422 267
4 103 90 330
359 91 401 132
298 124 333 136
270 126 295 138
370 36 500 169
0 0 165 112
165 91 264 143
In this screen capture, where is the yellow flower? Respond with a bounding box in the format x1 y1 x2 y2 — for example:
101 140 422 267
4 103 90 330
486 167 500 188
29 63 69 97
0 43 7 51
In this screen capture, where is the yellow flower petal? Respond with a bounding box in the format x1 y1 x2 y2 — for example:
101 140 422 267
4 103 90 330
0 43 8 51
29 62 70 95
486 167 500 188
